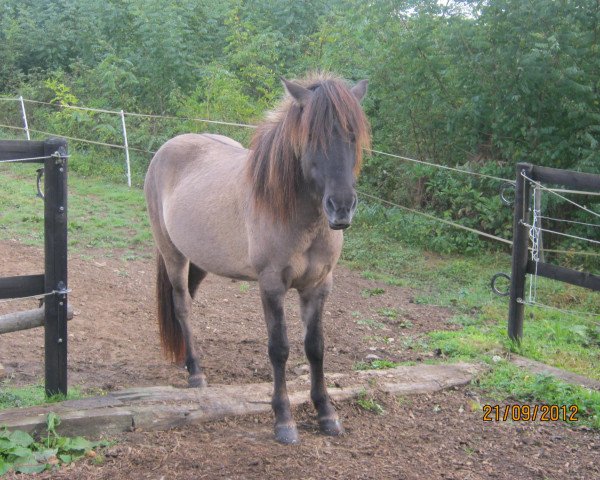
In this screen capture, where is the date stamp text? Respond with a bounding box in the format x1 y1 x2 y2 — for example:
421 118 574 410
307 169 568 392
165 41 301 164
483 404 578 422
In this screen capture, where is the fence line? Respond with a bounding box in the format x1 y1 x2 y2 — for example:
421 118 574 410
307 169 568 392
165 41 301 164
366 148 512 183
1 96 519 183
521 222 600 246
540 216 600 228
0 155 53 164
15 97 259 129
0 123 155 154
1 97 598 244
358 190 513 245
124 111 258 129
522 172 600 219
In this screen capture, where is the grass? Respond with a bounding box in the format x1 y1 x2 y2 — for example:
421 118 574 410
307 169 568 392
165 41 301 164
0 384 86 410
354 359 400 371
356 389 385 415
356 318 386 329
0 163 152 253
475 362 600 429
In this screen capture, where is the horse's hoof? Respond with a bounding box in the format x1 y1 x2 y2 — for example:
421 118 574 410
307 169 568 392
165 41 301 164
188 374 207 388
274 424 300 445
319 418 345 436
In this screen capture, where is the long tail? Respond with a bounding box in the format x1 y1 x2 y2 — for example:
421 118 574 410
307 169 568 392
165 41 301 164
156 251 186 364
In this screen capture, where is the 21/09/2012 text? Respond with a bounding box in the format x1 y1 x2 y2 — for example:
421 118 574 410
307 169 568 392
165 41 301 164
483 404 578 422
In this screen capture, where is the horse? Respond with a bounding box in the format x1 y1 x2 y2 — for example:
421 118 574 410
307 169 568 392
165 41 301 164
144 72 370 444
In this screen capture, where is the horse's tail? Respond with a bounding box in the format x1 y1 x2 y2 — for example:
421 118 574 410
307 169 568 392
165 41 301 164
156 251 186 364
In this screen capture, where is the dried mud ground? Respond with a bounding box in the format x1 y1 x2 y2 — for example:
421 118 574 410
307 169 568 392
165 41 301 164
1 240 599 480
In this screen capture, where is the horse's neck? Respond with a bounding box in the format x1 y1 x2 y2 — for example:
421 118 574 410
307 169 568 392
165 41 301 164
293 183 328 229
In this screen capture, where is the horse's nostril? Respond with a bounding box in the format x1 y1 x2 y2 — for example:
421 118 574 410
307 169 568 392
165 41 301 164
326 196 335 212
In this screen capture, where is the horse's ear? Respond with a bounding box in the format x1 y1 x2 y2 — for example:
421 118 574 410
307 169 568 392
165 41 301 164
351 79 368 102
281 77 313 107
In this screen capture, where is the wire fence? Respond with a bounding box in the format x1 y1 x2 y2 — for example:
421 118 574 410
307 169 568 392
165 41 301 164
1 96 598 261
1 96 517 186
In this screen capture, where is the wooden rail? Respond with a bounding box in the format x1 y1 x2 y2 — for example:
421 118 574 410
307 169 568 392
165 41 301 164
508 163 600 341
0 138 69 395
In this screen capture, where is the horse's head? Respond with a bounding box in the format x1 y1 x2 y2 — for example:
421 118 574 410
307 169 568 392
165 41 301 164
282 77 369 230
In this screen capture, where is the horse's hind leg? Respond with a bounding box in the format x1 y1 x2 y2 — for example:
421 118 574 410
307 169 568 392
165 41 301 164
299 274 344 436
156 249 207 387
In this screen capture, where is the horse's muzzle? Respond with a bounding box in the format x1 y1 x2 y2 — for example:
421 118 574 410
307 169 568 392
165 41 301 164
324 192 357 231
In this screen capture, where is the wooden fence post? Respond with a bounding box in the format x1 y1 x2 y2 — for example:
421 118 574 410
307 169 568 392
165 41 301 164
43 138 68 396
508 162 533 342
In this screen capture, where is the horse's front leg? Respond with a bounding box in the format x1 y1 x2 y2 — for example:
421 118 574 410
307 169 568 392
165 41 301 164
299 273 344 436
259 281 299 444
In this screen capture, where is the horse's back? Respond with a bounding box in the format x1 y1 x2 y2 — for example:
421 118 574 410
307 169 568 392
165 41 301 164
145 133 255 279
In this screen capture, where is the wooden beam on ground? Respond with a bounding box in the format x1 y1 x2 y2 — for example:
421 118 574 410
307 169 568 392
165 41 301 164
510 355 600 391
0 306 73 335
0 363 482 437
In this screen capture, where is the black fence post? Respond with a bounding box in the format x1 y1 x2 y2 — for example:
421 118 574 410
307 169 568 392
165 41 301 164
508 162 533 342
43 138 68 396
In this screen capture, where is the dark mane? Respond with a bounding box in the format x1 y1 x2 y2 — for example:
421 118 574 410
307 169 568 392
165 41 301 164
247 73 371 222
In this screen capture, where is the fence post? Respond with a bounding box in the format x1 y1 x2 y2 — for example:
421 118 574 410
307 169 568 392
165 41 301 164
508 162 533 342
19 96 30 141
43 138 68 396
120 110 132 187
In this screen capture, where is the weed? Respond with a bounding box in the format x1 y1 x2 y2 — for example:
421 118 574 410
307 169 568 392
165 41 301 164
354 359 400 371
356 389 385 415
376 307 399 319
361 287 385 298
238 282 250 293
0 413 110 474
357 318 386 329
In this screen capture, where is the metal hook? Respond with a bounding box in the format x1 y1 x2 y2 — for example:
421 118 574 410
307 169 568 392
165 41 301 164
490 272 511 297
500 183 514 206
36 168 44 199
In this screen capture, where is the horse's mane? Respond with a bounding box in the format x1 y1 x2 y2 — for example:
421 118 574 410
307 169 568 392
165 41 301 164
247 72 371 222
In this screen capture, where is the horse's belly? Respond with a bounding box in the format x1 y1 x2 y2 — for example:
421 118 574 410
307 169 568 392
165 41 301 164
167 215 256 280
164 185 256 280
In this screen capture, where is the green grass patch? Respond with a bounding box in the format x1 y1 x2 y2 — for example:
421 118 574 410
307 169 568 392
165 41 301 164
0 384 85 410
356 390 385 415
376 307 399 319
0 413 110 475
0 164 152 252
357 318 386 329
354 359 400 371
476 363 600 429
361 287 385 298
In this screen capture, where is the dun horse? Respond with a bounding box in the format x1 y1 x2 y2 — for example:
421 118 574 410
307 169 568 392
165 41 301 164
144 73 370 444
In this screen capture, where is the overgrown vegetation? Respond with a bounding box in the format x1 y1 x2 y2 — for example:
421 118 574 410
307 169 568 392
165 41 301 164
1 0 598 254
0 414 109 475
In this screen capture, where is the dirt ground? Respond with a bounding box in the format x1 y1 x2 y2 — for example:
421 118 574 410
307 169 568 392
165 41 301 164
1 240 599 480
